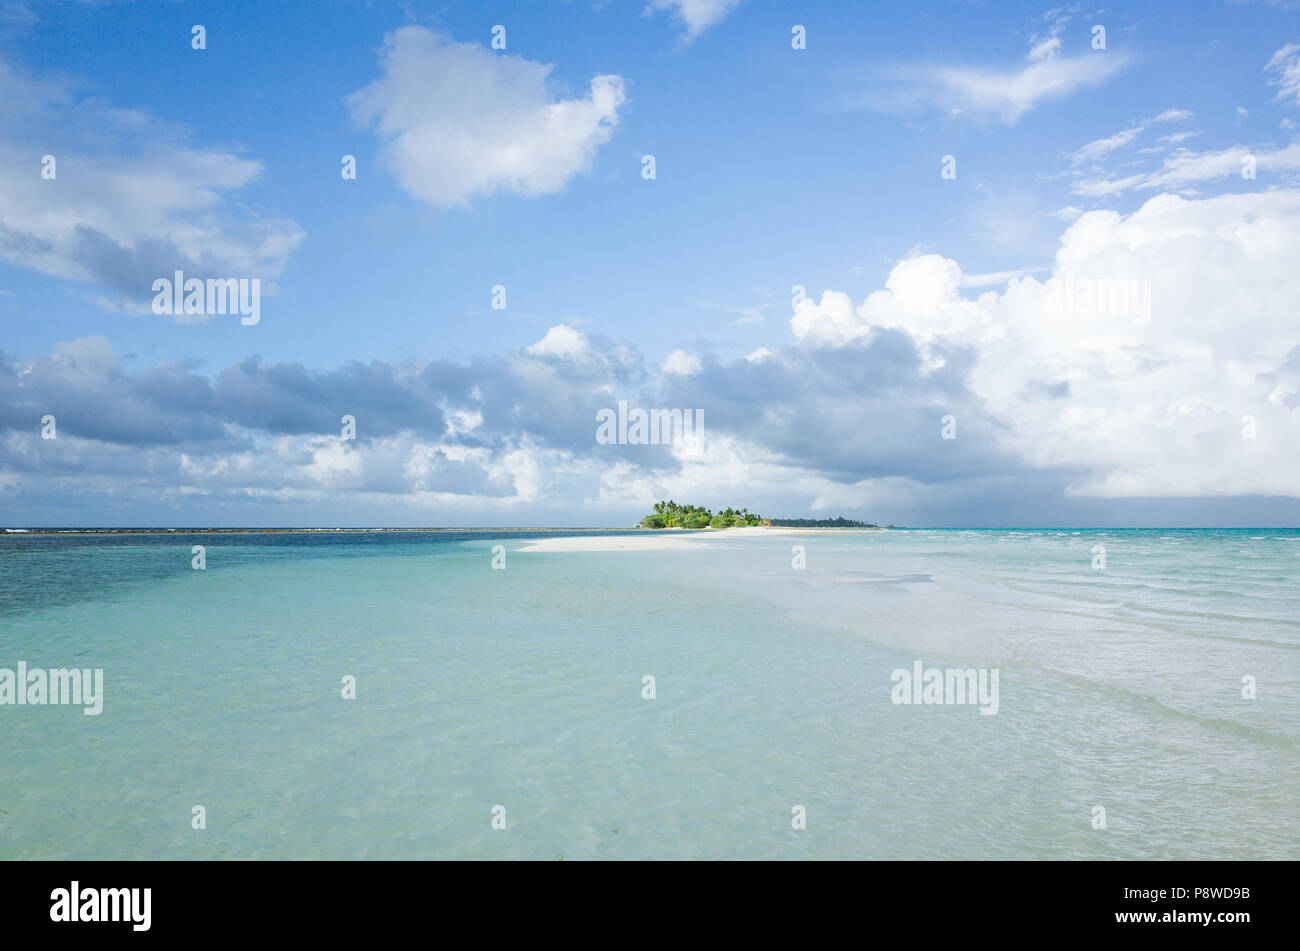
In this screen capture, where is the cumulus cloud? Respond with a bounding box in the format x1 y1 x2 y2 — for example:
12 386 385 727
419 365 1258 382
526 324 592 362
0 57 302 312
348 27 626 207
788 190 1300 499
660 349 702 375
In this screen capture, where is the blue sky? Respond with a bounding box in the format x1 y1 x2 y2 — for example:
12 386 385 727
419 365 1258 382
2 0 1300 526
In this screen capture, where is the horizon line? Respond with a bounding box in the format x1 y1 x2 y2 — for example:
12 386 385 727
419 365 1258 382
5 525 1300 535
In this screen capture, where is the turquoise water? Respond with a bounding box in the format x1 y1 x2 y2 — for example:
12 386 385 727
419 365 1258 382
1 528 1296 859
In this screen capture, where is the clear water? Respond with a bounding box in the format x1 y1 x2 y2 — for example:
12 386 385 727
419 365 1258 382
1 528 1296 859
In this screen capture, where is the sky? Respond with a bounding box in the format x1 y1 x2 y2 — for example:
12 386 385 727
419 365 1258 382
2 0 1300 527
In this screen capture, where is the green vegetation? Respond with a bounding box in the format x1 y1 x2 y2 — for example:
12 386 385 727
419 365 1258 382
767 516 879 528
639 501 764 529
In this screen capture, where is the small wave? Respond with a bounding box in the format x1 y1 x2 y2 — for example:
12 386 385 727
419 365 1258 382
1040 667 1300 748
1117 601 1300 636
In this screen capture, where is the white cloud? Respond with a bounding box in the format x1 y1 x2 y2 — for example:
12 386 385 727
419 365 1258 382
1266 43 1300 104
958 266 1047 287
1069 126 1145 165
1028 37 1062 61
1068 109 1194 165
1156 130 1201 145
648 0 743 42
919 39 1129 123
791 289 865 346
526 324 591 361
1072 140 1300 196
0 57 302 310
660 349 702 375
348 27 626 207
791 256 988 361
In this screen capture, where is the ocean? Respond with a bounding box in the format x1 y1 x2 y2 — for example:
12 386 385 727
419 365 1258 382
1 528 1296 859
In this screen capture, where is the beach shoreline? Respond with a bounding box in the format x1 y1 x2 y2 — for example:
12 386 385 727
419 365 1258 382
514 525 865 551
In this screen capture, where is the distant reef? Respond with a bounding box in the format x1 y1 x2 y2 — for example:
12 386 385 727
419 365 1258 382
766 516 883 528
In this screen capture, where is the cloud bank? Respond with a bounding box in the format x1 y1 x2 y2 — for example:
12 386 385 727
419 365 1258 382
4 190 1300 524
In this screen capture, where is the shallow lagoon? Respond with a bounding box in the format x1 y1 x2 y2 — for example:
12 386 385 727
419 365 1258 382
1 528 1295 859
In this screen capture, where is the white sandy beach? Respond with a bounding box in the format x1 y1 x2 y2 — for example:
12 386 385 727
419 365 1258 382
515 526 814 552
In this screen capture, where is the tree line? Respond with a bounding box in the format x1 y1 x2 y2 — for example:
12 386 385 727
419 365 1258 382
639 501 764 529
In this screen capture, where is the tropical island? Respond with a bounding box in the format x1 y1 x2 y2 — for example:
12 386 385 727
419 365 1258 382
639 501 763 529
638 501 883 529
